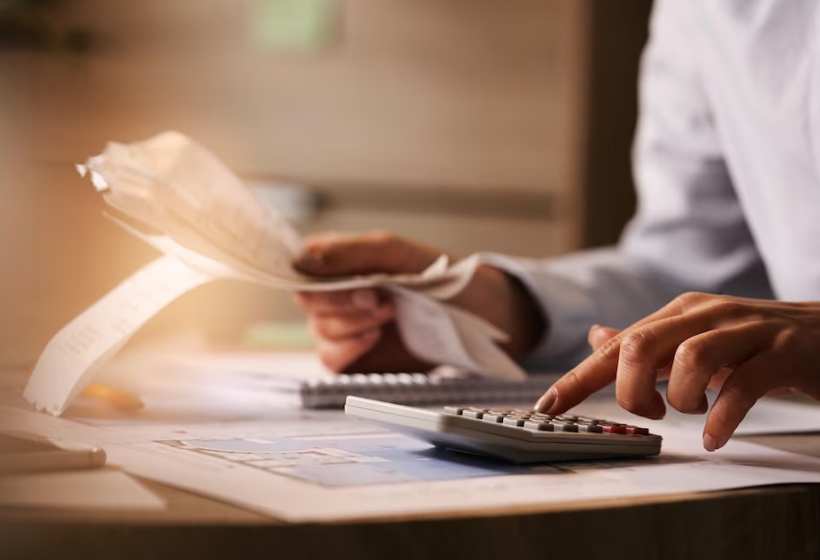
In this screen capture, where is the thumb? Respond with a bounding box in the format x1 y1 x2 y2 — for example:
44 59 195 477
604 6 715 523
588 325 620 352
294 231 444 278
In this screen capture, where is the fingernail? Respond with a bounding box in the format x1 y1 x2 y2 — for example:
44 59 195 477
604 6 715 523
352 290 378 310
535 388 557 413
703 433 717 452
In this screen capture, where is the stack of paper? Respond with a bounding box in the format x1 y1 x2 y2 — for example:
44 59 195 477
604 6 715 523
3 400 820 523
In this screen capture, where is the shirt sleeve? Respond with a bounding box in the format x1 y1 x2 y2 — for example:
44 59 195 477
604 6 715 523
487 0 773 371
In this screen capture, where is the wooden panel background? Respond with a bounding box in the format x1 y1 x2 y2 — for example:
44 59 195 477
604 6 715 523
35 0 584 193
0 0 591 367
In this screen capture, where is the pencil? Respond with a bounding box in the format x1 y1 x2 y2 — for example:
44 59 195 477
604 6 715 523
82 383 145 411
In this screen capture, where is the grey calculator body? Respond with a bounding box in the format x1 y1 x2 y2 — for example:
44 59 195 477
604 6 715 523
345 396 662 463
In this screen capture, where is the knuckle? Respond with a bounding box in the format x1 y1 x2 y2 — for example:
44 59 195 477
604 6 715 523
313 320 337 340
317 318 365 341
708 299 744 318
674 339 709 371
294 292 310 309
320 355 347 373
675 292 706 309
620 331 653 360
311 317 350 341
309 318 331 340
744 312 768 323
366 230 398 246
773 327 802 352
596 333 622 357
553 369 593 405
563 369 587 393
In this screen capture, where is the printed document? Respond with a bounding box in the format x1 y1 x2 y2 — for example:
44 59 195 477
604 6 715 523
2 394 820 522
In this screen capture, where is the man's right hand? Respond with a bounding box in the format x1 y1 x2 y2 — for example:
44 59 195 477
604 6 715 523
293 231 545 374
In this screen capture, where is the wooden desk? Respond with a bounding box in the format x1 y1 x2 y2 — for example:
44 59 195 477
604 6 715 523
2 433 820 560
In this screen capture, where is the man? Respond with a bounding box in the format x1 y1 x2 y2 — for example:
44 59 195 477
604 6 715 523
294 0 820 451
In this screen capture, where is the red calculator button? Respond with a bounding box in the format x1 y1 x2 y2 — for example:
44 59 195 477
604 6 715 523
626 426 649 435
601 425 626 434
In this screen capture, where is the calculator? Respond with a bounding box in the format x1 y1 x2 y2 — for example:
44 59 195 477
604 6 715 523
345 396 662 463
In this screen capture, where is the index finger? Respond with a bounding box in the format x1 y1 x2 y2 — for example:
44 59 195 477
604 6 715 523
294 232 441 277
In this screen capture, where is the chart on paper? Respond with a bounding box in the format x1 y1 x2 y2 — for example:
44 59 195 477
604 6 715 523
6 401 820 523
152 432 563 487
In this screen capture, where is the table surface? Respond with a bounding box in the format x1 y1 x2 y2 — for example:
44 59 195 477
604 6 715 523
3 432 820 560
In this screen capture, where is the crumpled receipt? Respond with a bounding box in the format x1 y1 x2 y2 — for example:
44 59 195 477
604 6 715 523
24 131 527 416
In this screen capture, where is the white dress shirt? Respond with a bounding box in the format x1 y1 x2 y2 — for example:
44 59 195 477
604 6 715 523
494 0 820 370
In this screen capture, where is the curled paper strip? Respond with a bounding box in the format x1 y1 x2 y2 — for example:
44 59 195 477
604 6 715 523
24 132 527 415
24 256 212 415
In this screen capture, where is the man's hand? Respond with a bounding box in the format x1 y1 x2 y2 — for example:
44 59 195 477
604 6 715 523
535 292 820 451
293 231 545 374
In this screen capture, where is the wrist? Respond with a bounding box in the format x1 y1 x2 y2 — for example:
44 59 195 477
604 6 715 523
454 264 547 361
501 269 548 359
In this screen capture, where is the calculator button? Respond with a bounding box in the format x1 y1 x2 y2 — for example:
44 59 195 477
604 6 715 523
578 424 603 433
552 423 579 432
601 424 627 434
411 373 427 384
626 426 649 435
524 421 554 431
442 405 649 436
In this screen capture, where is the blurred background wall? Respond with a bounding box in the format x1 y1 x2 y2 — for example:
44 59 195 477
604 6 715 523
0 0 652 369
